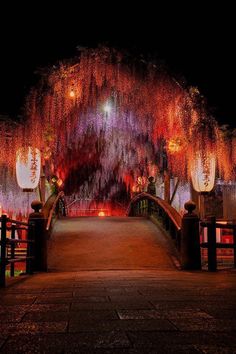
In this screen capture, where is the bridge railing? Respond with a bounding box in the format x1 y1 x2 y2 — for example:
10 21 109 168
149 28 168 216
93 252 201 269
128 193 236 271
66 198 127 217
26 191 67 273
127 192 182 251
200 217 236 271
43 191 67 232
0 214 35 287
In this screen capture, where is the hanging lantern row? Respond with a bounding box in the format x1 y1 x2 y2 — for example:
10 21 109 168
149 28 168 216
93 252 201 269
14 146 216 195
167 137 183 154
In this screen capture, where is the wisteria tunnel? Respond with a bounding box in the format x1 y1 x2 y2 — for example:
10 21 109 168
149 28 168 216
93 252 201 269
0 47 235 219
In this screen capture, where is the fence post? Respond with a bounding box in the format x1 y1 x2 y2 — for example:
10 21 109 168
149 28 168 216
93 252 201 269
138 201 141 216
26 222 35 274
233 225 236 269
10 225 16 277
130 203 135 217
28 200 47 272
181 201 201 270
147 199 154 216
207 216 217 271
61 197 67 217
0 215 7 287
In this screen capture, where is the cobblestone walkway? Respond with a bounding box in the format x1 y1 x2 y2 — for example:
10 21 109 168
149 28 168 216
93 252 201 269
1 269 236 353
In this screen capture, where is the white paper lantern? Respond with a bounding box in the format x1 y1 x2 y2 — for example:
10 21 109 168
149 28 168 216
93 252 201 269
190 152 216 193
16 147 41 191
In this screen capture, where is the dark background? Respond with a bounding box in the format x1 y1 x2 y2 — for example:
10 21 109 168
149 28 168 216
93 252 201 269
0 4 235 127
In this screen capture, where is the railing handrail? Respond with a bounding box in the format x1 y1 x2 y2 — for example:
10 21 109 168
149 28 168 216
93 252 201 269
66 198 127 211
69 209 110 211
201 221 236 229
0 216 29 227
127 192 182 231
66 199 78 208
46 191 65 231
200 216 236 270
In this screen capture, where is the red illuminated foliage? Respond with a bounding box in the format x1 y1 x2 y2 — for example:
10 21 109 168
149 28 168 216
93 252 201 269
0 47 234 208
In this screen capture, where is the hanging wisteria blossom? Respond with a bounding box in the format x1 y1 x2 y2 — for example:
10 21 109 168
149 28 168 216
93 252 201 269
0 47 234 217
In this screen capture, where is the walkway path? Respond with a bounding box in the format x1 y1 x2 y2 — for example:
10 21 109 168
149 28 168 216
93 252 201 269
1 269 236 352
48 217 176 271
1 217 236 352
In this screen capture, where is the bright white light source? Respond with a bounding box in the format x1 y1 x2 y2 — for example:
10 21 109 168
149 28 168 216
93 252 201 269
103 102 112 114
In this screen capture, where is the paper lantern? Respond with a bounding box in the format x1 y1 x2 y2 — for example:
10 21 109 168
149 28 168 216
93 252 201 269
132 185 137 193
57 178 63 187
167 137 183 154
137 176 146 186
16 147 41 191
190 152 216 193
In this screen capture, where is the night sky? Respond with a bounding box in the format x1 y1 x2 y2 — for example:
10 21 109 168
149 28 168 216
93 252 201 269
0 4 235 127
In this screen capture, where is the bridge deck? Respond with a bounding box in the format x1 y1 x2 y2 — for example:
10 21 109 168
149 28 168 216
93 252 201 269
48 217 176 271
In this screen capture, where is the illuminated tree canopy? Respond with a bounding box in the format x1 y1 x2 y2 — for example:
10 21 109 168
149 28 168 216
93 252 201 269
0 47 234 215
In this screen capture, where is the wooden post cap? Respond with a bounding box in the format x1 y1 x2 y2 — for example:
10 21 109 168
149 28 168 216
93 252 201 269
31 200 43 213
184 200 196 214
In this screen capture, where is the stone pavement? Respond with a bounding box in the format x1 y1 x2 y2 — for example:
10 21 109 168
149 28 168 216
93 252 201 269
1 269 236 353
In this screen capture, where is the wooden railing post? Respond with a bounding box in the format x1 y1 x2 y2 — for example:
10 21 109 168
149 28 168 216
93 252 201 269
0 215 7 287
147 199 152 216
10 224 16 277
26 221 35 274
233 225 236 269
181 201 201 270
207 216 217 271
28 201 47 272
